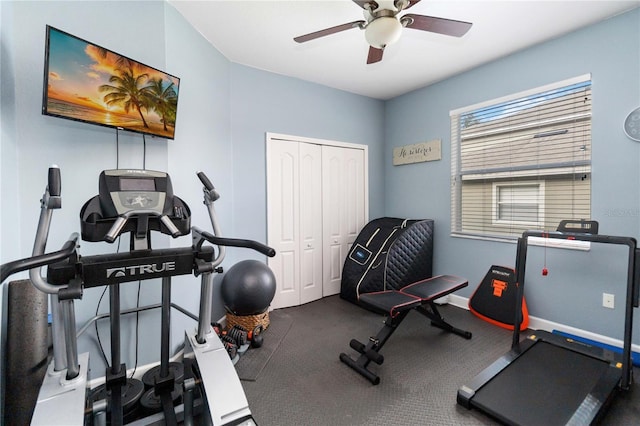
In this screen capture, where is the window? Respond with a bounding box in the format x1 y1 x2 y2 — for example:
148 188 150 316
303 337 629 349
493 181 544 227
450 75 591 240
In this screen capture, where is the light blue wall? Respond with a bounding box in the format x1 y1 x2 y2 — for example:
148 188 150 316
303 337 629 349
229 63 385 260
384 9 640 342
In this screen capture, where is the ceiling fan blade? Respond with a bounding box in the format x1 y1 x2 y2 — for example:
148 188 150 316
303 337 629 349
402 14 472 37
294 20 366 43
367 46 384 64
352 1 379 10
395 0 421 10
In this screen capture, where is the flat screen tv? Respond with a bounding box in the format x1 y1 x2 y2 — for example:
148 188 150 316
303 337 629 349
42 25 180 139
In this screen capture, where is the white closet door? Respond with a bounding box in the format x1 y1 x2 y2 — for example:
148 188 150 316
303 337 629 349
322 145 366 296
267 140 301 309
342 147 366 264
267 133 367 308
299 143 323 304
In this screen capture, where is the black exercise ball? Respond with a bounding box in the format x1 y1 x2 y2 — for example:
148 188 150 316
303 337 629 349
221 260 276 315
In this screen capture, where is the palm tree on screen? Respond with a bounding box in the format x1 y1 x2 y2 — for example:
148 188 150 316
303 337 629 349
99 66 151 128
143 78 177 131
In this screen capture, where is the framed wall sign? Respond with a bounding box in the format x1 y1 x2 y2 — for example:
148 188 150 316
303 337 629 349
393 139 441 166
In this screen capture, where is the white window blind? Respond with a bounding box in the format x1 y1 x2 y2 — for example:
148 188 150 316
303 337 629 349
450 75 592 240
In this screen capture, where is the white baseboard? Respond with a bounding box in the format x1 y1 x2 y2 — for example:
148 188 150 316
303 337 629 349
447 294 640 354
447 294 468 310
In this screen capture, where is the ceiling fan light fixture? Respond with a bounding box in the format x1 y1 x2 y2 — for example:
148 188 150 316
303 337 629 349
365 16 402 48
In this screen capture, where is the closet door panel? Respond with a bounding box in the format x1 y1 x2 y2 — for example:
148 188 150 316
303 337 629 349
299 143 323 304
322 146 365 296
267 140 300 309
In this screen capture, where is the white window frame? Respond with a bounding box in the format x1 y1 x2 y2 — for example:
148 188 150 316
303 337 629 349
450 74 592 249
492 181 545 228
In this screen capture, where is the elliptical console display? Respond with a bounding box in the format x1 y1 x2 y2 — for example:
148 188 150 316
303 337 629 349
81 169 190 243
98 169 172 217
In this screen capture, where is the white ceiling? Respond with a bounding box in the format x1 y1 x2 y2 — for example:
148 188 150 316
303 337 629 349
168 0 640 100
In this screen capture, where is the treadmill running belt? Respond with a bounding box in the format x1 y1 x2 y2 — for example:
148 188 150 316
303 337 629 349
472 341 614 425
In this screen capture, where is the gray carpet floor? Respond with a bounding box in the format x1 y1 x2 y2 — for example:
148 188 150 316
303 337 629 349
240 295 639 426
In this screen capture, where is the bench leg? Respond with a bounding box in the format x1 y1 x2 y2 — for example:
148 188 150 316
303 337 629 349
339 310 409 385
417 302 473 339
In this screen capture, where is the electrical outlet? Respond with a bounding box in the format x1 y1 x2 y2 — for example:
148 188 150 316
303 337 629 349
603 293 615 309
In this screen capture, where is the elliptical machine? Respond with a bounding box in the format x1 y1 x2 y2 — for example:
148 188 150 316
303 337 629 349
1 166 274 425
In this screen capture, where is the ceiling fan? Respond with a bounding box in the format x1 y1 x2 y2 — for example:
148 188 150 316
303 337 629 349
293 0 473 64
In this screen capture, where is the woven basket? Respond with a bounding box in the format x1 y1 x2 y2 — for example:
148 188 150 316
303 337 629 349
225 309 270 332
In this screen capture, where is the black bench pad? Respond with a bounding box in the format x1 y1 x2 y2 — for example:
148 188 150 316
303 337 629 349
358 291 421 317
402 274 468 300
358 275 468 317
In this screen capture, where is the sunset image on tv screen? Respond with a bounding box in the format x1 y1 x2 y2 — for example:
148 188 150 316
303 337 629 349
43 26 180 139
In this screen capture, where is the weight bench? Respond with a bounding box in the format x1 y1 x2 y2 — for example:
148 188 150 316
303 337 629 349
339 274 473 385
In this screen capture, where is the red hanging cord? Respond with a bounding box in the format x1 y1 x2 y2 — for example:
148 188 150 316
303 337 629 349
542 232 549 276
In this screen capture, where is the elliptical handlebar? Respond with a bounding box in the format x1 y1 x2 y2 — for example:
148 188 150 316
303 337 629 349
48 165 62 197
197 171 220 203
0 233 78 284
193 228 276 258
43 165 63 211
28 166 72 294
104 216 127 243
103 211 181 243
196 171 214 191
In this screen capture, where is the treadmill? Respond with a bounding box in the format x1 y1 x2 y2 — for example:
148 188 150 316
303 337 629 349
457 220 638 425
